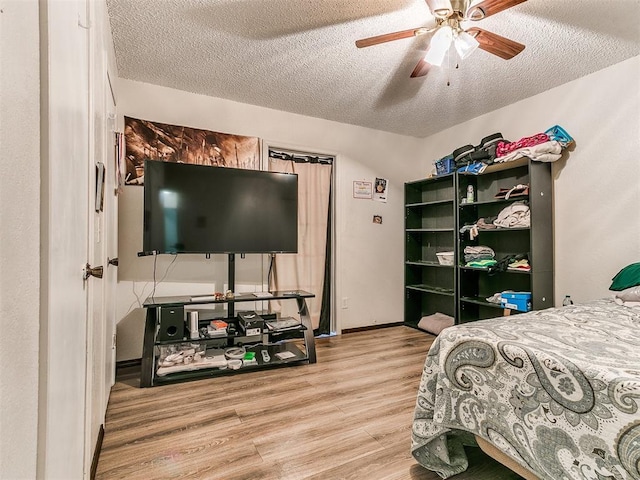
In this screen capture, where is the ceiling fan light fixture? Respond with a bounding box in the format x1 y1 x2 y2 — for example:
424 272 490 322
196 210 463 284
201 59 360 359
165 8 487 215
426 0 454 18
466 6 485 20
424 26 453 67
454 30 480 60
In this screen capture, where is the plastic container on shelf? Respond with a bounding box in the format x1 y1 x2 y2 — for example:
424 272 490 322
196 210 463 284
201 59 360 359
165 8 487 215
500 292 532 312
436 251 455 265
466 185 474 203
435 155 456 176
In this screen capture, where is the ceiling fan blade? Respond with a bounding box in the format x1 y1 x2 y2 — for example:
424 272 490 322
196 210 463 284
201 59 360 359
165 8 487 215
355 27 430 48
466 27 525 60
467 0 526 20
410 58 432 78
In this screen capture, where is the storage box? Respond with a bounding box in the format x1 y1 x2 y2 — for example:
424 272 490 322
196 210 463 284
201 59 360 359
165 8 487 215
436 251 454 266
500 292 532 312
237 311 264 336
435 155 456 176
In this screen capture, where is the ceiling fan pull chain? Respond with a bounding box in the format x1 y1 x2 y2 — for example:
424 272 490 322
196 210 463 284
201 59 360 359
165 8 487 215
445 50 462 87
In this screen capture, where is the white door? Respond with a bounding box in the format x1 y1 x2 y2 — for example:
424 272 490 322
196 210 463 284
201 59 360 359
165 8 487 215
42 0 91 477
43 1 115 477
84 1 117 475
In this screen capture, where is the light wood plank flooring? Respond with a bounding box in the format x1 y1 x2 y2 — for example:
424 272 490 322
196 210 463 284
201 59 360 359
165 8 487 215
96 326 523 480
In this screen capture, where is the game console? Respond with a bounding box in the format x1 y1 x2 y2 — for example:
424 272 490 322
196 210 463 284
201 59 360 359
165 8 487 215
237 311 264 336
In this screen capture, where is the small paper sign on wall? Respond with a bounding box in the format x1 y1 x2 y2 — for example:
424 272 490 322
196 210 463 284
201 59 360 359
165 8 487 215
353 181 372 199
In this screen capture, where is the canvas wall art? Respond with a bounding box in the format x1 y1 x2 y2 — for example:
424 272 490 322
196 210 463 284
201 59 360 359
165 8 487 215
123 116 261 185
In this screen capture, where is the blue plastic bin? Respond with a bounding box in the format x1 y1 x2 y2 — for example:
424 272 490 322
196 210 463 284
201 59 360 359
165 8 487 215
500 292 532 312
435 155 455 175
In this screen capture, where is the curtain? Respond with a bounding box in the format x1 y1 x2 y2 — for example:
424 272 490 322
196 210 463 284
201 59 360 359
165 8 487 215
268 154 333 331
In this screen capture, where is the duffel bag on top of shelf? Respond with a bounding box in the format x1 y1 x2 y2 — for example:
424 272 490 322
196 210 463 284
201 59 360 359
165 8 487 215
452 132 506 169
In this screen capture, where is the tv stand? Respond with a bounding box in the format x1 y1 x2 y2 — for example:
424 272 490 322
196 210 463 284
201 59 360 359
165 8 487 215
139 290 316 387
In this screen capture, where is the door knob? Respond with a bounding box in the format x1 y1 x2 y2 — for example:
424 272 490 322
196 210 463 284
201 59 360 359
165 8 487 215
84 263 104 280
108 257 119 267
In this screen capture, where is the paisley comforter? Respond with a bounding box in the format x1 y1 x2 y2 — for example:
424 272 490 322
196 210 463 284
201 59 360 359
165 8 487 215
411 299 640 480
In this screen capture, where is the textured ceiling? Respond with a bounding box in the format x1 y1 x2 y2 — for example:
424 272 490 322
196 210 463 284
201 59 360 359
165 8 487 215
106 0 640 138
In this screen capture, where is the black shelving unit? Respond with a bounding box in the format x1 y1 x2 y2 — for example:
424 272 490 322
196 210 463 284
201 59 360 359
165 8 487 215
404 174 458 329
457 158 553 323
405 157 554 328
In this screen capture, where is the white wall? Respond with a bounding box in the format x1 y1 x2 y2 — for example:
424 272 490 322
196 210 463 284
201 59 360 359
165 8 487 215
419 56 640 304
115 79 425 361
0 1 41 477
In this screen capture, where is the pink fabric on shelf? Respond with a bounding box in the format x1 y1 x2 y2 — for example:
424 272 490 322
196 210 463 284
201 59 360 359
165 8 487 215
496 133 550 157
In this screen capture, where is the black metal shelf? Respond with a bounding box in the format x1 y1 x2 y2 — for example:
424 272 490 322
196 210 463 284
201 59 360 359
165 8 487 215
153 322 307 346
459 266 531 274
406 284 455 296
141 292 316 387
406 260 454 268
406 198 455 208
154 344 308 384
144 290 314 308
459 296 504 309
469 226 530 232
458 196 529 208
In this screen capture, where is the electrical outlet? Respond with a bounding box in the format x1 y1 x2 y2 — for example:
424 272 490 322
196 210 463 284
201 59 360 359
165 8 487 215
341 297 349 309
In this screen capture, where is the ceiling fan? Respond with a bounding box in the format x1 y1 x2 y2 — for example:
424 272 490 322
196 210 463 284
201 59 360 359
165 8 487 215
355 0 526 78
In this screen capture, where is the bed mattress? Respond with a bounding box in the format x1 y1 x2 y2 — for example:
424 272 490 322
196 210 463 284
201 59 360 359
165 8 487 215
411 299 640 480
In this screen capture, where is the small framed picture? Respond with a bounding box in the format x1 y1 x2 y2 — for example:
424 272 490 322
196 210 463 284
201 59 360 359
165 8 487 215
374 177 388 202
353 181 372 199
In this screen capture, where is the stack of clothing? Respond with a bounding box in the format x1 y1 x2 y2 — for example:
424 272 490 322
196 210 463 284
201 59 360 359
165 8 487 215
459 201 529 240
507 257 531 272
464 246 496 268
493 201 530 228
494 125 574 164
487 253 530 274
460 217 497 240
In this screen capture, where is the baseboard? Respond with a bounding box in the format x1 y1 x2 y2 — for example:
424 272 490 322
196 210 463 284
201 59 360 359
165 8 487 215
341 322 404 334
90 424 104 480
116 358 142 370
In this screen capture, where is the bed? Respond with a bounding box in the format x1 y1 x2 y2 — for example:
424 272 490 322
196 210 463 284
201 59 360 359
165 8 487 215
411 298 640 480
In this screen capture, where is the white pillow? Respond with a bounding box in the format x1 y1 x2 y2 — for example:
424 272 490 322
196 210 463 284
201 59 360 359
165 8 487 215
617 285 640 302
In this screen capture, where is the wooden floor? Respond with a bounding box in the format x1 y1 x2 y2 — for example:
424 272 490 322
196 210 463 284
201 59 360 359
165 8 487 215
96 326 523 480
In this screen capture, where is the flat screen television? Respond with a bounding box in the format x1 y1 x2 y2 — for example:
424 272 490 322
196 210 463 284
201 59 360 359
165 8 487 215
143 161 298 254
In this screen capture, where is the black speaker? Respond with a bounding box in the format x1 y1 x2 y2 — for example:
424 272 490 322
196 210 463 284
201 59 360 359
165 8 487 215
158 305 185 341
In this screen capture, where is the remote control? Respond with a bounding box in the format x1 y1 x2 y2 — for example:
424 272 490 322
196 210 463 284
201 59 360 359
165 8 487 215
261 350 271 363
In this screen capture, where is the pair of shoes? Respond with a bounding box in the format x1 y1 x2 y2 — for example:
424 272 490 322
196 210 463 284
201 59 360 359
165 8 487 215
494 184 529 200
